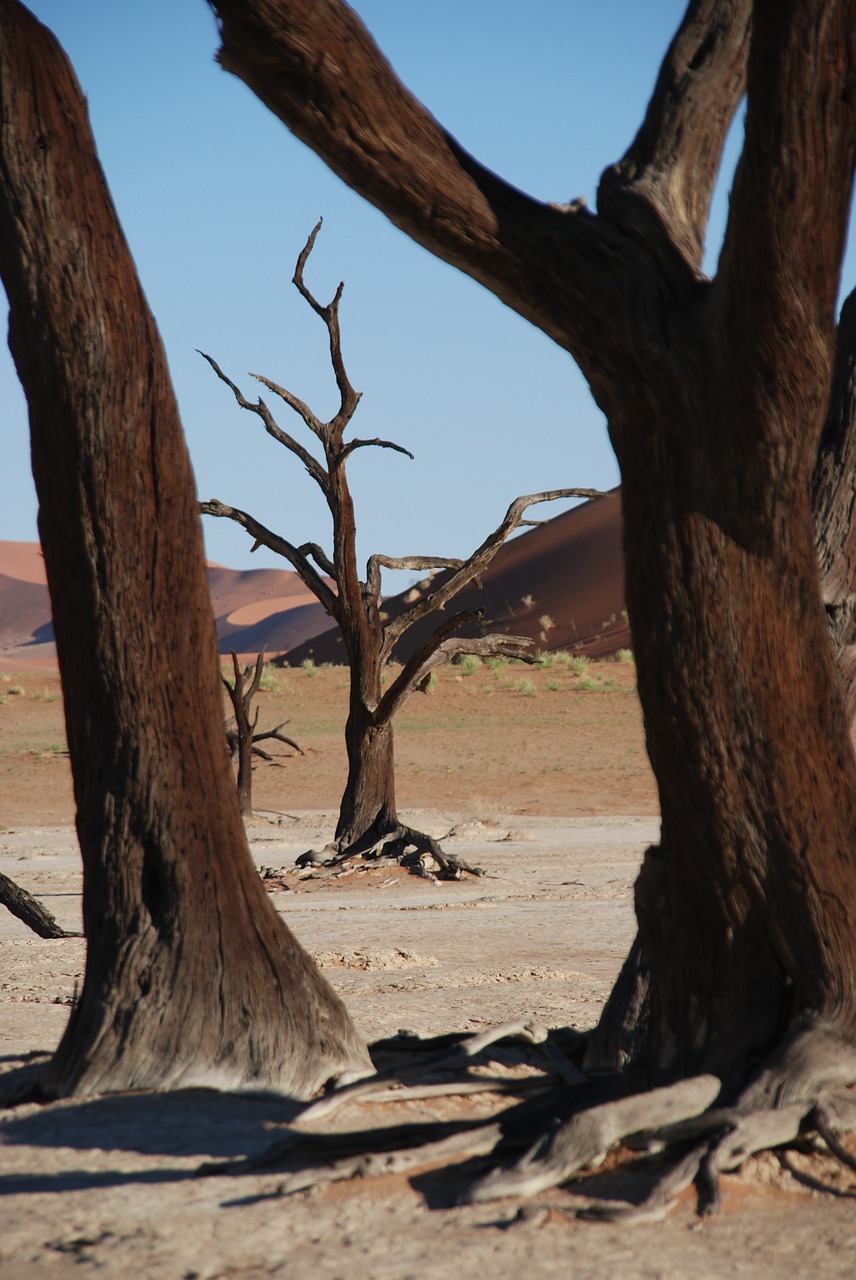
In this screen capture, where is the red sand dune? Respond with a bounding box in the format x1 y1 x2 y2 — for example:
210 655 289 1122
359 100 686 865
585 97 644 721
0 551 330 669
285 490 629 666
0 492 628 670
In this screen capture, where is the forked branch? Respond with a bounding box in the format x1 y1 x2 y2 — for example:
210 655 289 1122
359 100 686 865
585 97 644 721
200 499 340 620
381 488 612 659
293 219 361 436
599 0 751 268
198 351 329 491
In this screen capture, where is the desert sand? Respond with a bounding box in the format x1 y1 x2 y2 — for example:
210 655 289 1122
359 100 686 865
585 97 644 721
1 662 855 1278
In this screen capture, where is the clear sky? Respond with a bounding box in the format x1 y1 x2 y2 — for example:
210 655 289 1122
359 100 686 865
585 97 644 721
2 2 854 584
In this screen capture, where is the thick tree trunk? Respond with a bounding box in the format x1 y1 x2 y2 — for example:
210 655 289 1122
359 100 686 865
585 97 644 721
334 617 396 848
0 0 369 1098
336 706 396 849
616 397 856 1079
207 0 856 1092
813 289 856 728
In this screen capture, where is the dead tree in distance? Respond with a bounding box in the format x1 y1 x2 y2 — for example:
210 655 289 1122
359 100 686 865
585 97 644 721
222 649 303 817
0 0 370 1100
202 223 607 868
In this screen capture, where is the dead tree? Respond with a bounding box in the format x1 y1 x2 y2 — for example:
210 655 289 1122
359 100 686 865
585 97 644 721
0 0 369 1100
201 0 856 1206
222 650 303 817
201 223 606 865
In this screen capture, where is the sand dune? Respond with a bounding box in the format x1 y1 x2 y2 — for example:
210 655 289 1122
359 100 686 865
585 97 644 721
0 493 627 669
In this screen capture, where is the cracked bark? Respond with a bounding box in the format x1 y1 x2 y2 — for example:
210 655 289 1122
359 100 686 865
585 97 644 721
0 0 370 1099
207 0 856 1087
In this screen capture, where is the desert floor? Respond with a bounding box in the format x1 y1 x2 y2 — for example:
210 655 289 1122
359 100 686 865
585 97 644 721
1 661 855 1278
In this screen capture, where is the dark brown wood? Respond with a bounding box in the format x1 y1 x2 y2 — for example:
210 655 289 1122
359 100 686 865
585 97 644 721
0 0 369 1098
208 0 856 1089
0 871 74 940
813 288 856 727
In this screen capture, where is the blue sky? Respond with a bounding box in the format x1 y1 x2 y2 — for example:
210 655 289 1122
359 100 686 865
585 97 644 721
2 2 853 584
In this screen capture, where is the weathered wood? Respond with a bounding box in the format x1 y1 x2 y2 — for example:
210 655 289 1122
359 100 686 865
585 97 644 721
0 0 369 1098
208 0 856 1084
813 287 856 727
0 871 74 939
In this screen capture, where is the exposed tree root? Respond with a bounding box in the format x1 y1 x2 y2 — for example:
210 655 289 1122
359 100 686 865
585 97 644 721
192 1016 856 1223
297 822 487 881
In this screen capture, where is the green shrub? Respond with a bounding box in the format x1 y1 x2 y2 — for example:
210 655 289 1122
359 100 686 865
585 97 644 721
459 654 481 677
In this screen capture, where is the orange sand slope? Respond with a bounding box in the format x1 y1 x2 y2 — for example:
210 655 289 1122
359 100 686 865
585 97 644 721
0 492 627 669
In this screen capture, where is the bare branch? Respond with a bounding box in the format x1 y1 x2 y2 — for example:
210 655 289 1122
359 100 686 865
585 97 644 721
253 721 304 756
198 350 329 492
297 541 336 579
717 0 856 382
364 552 465 613
201 499 340 620
249 371 326 442
383 489 612 657
340 436 415 463
292 220 361 434
599 0 752 269
0 870 75 939
375 623 534 727
209 1 616 356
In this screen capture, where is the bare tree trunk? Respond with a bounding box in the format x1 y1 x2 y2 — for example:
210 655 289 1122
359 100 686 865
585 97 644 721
813 288 856 728
208 0 856 1092
336 704 396 848
223 651 263 818
0 0 369 1098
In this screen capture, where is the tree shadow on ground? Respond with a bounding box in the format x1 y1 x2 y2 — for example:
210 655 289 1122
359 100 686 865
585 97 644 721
0 1079 303 1197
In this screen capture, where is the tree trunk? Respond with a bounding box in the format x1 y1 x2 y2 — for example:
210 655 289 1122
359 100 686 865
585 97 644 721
208 0 856 1091
813 288 856 728
615 390 856 1079
0 0 370 1098
334 616 397 848
336 706 397 849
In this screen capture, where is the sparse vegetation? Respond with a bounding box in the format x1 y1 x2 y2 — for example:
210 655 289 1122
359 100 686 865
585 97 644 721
300 658 317 676
614 648 633 663
459 654 481 677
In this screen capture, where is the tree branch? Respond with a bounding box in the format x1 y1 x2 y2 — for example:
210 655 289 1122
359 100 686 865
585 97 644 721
201 499 340 620
717 0 856 416
198 350 329 492
293 220 361 436
382 489 611 658
252 721 304 755
375 630 534 727
297 541 336 579
249 371 326 443
207 1 623 358
599 0 752 269
340 437 415 463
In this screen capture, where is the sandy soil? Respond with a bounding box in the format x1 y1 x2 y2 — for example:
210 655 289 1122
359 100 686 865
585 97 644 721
1 665 855 1278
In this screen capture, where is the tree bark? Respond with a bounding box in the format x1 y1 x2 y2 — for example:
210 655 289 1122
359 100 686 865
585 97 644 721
813 288 856 727
0 0 369 1098
209 0 856 1084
